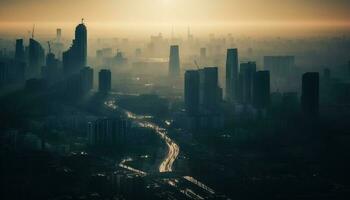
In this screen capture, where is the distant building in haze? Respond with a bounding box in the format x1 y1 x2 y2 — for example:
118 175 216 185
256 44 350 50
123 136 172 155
200 48 206 59
53 28 64 60
225 48 238 102
264 56 295 91
63 20 87 75
301 72 319 117
185 70 200 115
253 71 270 109
41 50 60 84
99 69 111 93
168 45 180 78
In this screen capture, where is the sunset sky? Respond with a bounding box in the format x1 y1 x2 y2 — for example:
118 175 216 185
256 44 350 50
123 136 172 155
0 0 349 37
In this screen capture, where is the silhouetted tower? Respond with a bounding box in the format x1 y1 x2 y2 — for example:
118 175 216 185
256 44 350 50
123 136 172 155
15 39 25 62
323 68 331 81
200 48 206 60
169 45 180 78
301 72 319 117
63 19 87 75
240 62 256 104
199 67 219 111
226 49 238 102
80 67 93 93
28 38 45 79
99 69 111 93
253 71 270 109
56 28 62 42
185 70 200 115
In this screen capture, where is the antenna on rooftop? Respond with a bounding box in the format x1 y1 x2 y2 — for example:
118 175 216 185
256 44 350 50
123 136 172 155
32 24 35 39
47 41 51 53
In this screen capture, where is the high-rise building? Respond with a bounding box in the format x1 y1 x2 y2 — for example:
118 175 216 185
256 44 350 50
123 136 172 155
41 50 60 83
53 28 64 60
225 48 238 102
28 38 45 79
15 39 25 62
253 71 270 109
200 48 206 59
63 20 87 75
264 56 295 91
168 45 180 78
301 72 319 117
80 67 93 93
56 28 62 42
185 70 200 115
240 62 256 104
323 68 331 81
87 118 130 146
264 56 294 77
199 67 219 111
99 69 111 93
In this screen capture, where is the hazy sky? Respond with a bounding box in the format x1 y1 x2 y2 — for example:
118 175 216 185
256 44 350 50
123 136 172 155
0 0 349 37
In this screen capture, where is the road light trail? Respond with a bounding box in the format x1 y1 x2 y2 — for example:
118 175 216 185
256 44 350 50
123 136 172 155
105 99 217 198
105 100 179 172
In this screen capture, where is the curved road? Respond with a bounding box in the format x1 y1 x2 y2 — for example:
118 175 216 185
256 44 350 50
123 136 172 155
105 99 217 198
105 100 179 172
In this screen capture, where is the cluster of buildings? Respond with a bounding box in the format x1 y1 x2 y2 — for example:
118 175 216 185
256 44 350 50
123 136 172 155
1 20 112 95
87 118 131 147
180 48 320 130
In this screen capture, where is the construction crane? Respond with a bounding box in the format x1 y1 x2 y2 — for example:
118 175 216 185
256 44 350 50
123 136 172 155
32 24 35 39
194 60 200 70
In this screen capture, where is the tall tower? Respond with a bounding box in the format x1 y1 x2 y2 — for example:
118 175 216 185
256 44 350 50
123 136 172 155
28 38 45 79
56 28 62 42
185 70 200 115
199 67 219 111
240 62 256 104
15 39 25 62
225 48 238 102
253 71 270 109
169 45 180 79
63 19 87 75
301 72 319 117
99 69 111 93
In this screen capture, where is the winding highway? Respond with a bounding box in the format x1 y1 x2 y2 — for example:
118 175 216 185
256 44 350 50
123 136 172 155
105 100 179 172
105 98 218 199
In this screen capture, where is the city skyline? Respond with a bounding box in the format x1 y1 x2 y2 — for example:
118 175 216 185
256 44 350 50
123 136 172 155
1 0 350 38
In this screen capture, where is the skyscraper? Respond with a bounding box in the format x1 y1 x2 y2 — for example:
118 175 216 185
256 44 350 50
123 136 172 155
240 62 256 104
253 71 270 109
168 45 180 78
80 67 93 93
15 39 25 62
88 118 130 146
99 69 111 93
28 38 45 79
200 48 206 59
56 28 62 42
264 56 295 91
301 72 319 117
225 49 238 102
41 50 60 84
199 67 219 111
63 20 87 75
185 70 200 115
